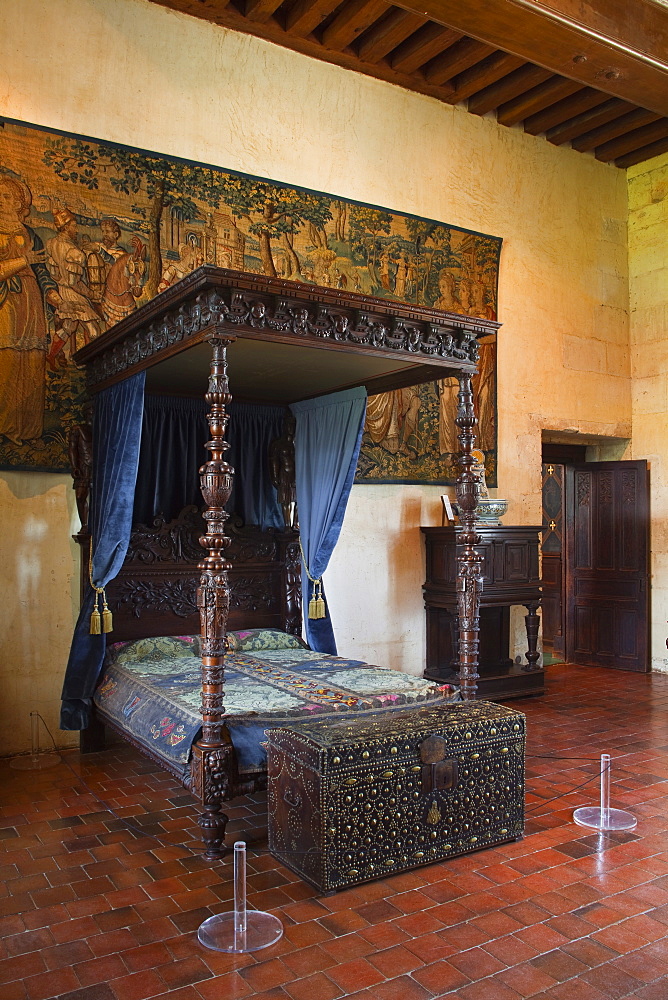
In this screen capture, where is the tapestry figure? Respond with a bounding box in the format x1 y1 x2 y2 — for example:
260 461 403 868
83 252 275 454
0 176 59 444
46 208 102 368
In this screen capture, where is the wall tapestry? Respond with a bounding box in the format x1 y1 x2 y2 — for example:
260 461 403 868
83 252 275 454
0 118 501 482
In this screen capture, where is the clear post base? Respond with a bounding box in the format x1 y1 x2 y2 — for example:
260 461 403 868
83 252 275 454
10 753 61 771
573 806 637 831
198 910 284 952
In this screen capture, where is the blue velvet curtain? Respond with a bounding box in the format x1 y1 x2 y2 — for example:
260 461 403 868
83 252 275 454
133 397 284 529
61 372 146 730
133 395 208 525
291 387 367 654
227 403 285 530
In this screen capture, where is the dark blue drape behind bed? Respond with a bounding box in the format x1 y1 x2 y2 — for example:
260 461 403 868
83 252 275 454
61 373 146 730
133 396 285 528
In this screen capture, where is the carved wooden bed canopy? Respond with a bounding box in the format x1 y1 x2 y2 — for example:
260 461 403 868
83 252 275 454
74 265 499 854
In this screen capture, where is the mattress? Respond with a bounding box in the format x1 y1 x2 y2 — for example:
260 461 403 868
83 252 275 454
94 630 460 776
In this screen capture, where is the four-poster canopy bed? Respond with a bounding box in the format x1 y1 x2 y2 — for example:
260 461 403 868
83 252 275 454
64 265 500 859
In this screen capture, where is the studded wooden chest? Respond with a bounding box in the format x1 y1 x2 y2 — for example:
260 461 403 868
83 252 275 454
266 701 525 892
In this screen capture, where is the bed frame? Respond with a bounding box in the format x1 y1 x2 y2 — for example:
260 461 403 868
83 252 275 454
72 265 500 857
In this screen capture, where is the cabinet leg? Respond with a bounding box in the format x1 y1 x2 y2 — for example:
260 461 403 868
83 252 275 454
523 602 541 671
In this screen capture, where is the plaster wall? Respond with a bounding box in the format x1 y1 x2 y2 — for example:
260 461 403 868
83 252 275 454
0 0 633 753
628 152 668 673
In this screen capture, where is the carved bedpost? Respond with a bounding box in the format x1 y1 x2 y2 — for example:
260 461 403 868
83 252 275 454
454 372 482 701
191 334 235 859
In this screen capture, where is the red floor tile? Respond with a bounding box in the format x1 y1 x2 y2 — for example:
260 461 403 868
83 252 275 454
1 664 668 1000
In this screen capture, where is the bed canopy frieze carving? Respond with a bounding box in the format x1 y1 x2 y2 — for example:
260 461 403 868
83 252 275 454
76 267 499 390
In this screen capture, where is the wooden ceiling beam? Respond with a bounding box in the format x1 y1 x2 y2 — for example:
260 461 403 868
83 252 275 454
571 108 662 153
390 24 462 74
467 63 551 116
615 136 668 169
546 98 633 145
388 0 668 115
356 9 427 63
244 0 284 24
449 51 525 104
320 0 390 51
284 0 342 37
594 119 668 162
497 76 582 126
424 38 494 87
523 88 610 135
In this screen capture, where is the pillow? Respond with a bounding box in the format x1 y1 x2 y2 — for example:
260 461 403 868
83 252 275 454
108 635 200 664
227 629 307 652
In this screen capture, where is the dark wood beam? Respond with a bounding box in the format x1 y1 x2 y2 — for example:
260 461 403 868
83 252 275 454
356 9 427 63
244 0 283 23
615 137 668 169
388 0 668 115
571 108 662 153
390 24 462 74
320 0 390 51
284 0 341 36
497 76 582 126
449 51 525 104
425 38 494 87
595 120 668 162
467 63 551 117
546 98 634 145
523 88 610 135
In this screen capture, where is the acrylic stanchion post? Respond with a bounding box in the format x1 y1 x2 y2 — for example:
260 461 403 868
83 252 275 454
573 753 637 831
198 841 283 952
10 711 61 771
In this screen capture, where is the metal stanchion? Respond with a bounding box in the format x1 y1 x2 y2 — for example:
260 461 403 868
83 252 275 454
10 712 61 770
198 841 283 952
573 753 637 831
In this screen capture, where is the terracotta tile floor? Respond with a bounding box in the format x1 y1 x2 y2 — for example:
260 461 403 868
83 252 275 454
2 663 668 999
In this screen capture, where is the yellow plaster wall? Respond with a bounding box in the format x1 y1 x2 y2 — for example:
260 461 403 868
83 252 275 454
0 0 633 752
628 152 668 673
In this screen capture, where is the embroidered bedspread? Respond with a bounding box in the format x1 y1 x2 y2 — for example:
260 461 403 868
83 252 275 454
94 633 459 776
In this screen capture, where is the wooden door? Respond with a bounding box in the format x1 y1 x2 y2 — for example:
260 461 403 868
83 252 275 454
541 463 565 657
565 461 649 671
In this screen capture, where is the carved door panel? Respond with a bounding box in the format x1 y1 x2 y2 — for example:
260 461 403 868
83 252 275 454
565 461 649 671
541 463 564 657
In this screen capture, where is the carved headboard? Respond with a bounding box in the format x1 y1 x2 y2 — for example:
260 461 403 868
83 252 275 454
105 506 302 643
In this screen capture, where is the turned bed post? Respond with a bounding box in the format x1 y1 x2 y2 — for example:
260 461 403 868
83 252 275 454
454 371 482 700
191 334 236 858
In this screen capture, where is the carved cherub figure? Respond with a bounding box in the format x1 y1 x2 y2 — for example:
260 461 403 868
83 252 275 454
69 418 93 532
269 413 298 529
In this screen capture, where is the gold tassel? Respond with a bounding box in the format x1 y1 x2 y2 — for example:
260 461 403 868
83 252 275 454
101 593 113 634
88 542 113 635
308 580 326 619
90 593 101 634
300 541 327 621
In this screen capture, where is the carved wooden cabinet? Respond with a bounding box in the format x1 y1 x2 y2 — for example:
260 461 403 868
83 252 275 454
421 525 543 700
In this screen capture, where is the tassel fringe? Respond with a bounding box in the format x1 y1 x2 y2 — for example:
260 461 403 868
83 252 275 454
88 542 113 634
308 579 326 620
101 597 113 633
90 595 102 634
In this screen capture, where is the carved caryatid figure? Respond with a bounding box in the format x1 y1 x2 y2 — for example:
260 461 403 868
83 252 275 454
269 413 298 529
68 420 93 533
